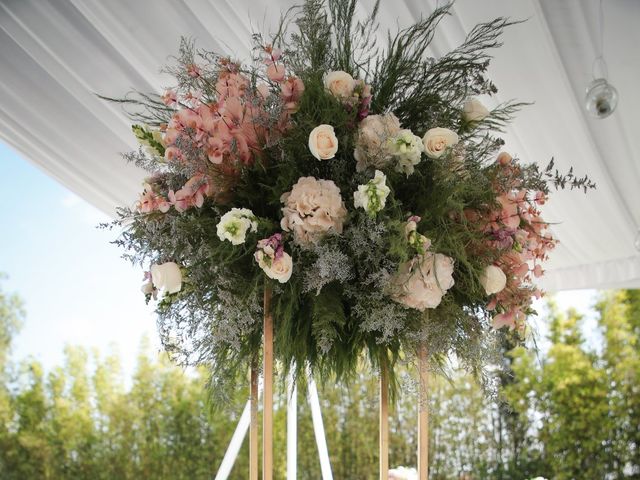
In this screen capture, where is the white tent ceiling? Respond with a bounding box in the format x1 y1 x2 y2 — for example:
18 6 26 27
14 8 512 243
1 0 639 291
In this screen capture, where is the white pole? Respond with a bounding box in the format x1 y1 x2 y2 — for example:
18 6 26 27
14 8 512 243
308 376 334 480
214 400 252 480
287 372 297 480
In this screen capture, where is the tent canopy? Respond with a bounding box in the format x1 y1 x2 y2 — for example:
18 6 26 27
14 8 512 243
1 0 639 290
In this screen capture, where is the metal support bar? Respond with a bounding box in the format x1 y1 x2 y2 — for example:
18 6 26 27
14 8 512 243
379 363 389 480
214 400 252 480
287 372 297 480
250 363 259 480
263 286 274 480
308 375 334 480
418 343 429 480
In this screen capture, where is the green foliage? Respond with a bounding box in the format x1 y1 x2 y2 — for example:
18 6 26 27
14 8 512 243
500 291 640 480
0 276 23 375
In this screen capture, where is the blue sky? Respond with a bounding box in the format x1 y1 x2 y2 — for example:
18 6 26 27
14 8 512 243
0 140 599 377
0 142 159 377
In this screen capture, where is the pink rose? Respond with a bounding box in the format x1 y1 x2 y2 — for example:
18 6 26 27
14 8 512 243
308 124 338 160
422 128 459 159
323 70 356 98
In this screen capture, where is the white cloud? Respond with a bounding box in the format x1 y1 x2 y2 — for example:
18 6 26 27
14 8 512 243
61 192 82 208
61 192 110 225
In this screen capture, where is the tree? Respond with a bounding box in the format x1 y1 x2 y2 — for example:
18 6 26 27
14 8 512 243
505 303 612 480
2 281 640 479
598 291 640 478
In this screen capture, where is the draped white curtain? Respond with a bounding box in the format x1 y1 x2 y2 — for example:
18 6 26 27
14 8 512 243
1 0 638 290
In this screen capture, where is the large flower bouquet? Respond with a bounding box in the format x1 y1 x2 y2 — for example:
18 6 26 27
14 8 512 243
109 0 593 400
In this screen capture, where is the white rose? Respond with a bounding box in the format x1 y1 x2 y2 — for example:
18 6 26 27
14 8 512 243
308 124 339 160
323 70 356 98
150 262 182 294
217 208 258 245
480 265 507 295
353 170 390 215
256 251 293 283
422 128 459 159
462 98 490 122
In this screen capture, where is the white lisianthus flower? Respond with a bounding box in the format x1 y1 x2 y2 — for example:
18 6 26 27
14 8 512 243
216 208 258 245
388 466 418 480
389 129 425 175
353 170 391 216
255 250 293 283
308 124 339 160
480 265 507 295
150 262 182 294
422 127 459 159
462 97 490 122
323 70 356 98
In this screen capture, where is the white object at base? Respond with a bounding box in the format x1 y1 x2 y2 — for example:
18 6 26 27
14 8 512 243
214 400 252 480
308 376 334 480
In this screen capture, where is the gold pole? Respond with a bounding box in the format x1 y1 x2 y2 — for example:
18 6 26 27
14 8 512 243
379 361 389 480
263 285 274 480
249 361 259 480
418 342 429 480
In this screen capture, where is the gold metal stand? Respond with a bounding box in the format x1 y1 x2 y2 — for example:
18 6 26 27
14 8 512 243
249 361 259 480
380 361 389 480
263 286 274 480
418 343 429 479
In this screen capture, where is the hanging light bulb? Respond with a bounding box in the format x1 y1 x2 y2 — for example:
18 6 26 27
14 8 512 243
585 77 618 119
585 0 618 119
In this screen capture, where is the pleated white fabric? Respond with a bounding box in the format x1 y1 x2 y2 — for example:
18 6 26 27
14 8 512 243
1 0 638 290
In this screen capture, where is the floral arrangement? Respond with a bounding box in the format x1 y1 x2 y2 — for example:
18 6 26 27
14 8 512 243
107 0 593 401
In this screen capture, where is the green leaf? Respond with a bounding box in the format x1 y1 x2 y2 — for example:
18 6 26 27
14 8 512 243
310 283 346 352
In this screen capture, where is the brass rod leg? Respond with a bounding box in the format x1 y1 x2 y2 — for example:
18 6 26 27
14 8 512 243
380 362 389 480
418 343 429 480
263 286 274 480
250 363 259 480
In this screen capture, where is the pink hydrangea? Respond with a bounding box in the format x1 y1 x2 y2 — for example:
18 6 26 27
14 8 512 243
280 177 348 246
